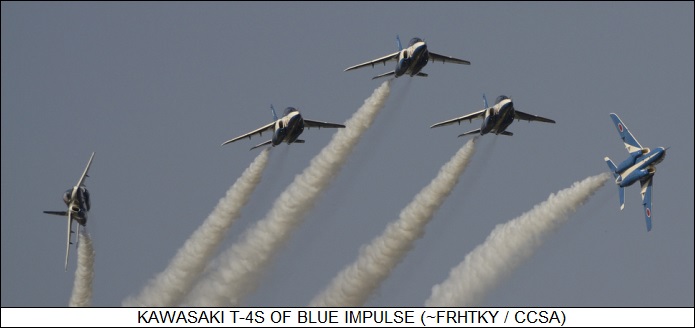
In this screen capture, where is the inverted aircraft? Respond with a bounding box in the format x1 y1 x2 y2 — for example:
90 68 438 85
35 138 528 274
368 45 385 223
604 113 667 231
43 152 95 271
430 94 556 137
221 105 346 150
344 36 471 80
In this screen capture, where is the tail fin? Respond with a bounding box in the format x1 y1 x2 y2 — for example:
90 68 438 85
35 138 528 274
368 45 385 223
604 157 625 210
396 35 403 51
270 104 278 121
483 93 489 108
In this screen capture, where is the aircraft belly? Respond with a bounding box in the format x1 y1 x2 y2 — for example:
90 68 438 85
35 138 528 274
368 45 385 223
286 122 305 144
493 120 512 134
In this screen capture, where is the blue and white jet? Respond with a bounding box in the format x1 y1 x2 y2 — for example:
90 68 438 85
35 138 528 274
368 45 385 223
43 152 94 271
344 36 470 80
222 105 345 150
604 113 667 231
430 94 555 137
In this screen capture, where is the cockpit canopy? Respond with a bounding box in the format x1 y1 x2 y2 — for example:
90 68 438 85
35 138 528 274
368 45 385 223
283 107 298 116
63 189 72 203
408 37 424 46
495 95 510 104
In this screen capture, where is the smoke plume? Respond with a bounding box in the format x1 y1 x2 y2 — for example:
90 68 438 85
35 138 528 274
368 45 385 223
310 138 477 306
425 173 610 306
69 230 95 307
123 149 270 306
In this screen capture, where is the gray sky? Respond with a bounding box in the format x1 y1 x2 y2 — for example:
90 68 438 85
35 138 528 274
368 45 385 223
2 2 693 307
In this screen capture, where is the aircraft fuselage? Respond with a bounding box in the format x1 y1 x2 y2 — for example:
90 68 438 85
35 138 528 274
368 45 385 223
481 98 515 135
614 147 666 187
272 110 305 146
396 41 429 77
63 186 90 226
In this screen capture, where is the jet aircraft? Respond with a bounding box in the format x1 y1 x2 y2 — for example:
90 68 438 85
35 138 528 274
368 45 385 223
222 105 346 150
604 113 667 231
429 94 556 137
344 35 471 80
43 152 95 271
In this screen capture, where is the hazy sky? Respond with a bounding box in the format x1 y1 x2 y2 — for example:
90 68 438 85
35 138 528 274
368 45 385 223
2 2 693 307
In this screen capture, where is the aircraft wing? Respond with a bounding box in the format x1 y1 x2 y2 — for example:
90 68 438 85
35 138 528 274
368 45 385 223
344 52 399 72
428 52 471 65
72 152 95 200
221 122 275 146
430 109 486 128
640 177 653 232
514 110 556 124
65 212 73 271
304 119 346 129
609 113 643 154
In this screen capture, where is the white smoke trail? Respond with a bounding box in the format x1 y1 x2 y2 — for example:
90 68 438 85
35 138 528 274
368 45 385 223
425 173 611 306
122 149 270 306
185 80 392 306
69 230 95 307
310 138 478 307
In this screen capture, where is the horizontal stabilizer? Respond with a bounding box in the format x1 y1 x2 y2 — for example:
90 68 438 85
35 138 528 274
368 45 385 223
458 129 481 137
293 139 305 144
249 140 272 151
372 71 396 80
499 131 513 136
43 211 68 216
604 157 620 180
416 72 428 77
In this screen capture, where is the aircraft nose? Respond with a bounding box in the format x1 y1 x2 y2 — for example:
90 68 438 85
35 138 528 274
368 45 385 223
654 147 667 164
289 114 302 126
413 44 426 57
501 101 513 113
